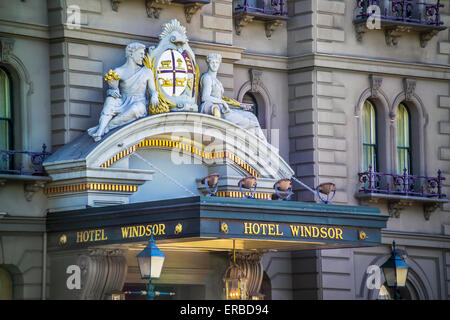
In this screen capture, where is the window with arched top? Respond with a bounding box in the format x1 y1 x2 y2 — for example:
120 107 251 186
0 67 12 171
396 103 411 174
362 100 378 171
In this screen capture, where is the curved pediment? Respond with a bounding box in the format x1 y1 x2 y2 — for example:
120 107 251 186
43 113 293 211
45 112 293 180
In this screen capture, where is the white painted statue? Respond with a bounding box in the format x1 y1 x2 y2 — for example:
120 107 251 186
87 42 159 142
200 53 265 139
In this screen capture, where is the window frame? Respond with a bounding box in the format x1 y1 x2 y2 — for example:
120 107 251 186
362 99 378 172
396 103 412 175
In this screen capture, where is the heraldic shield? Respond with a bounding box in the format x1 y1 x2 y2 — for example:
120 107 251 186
145 19 199 114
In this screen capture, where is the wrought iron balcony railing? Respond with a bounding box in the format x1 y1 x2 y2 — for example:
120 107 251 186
233 0 288 37
234 0 287 16
358 165 446 199
353 0 446 47
0 144 51 176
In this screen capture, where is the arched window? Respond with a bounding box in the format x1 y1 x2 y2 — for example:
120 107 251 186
362 100 377 171
396 103 411 174
242 91 265 128
0 67 12 170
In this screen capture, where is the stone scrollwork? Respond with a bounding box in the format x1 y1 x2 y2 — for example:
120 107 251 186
234 13 254 36
77 249 127 300
145 0 171 19
184 2 204 23
265 19 284 38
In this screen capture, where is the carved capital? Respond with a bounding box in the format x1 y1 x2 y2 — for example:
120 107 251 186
369 74 383 98
403 78 416 101
265 19 283 38
0 37 15 62
234 14 254 36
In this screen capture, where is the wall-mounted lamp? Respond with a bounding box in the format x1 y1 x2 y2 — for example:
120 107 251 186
223 240 248 300
238 176 257 199
290 176 336 204
273 178 293 201
202 173 219 196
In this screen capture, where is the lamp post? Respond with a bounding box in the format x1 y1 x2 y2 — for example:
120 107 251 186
381 241 409 300
125 236 175 300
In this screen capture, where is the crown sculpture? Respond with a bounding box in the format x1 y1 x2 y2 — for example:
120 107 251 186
88 19 264 142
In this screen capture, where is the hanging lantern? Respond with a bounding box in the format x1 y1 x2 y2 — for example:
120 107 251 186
223 262 248 300
136 237 166 280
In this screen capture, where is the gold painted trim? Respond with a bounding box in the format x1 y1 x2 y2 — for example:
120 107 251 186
100 138 261 178
216 191 271 200
44 183 138 195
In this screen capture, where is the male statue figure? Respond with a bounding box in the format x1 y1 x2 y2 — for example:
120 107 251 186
88 42 159 142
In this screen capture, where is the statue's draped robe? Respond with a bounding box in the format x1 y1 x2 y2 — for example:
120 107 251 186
88 67 153 136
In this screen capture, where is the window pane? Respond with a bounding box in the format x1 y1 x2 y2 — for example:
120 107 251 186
397 104 411 174
362 100 377 171
0 68 10 118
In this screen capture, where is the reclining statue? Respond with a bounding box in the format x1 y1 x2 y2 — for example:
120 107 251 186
87 42 159 142
199 53 265 139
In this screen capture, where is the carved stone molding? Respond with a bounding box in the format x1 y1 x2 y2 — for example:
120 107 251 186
111 0 121 11
24 181 46 201
403 78 416 101
387 199 413 218
265 19 283 38
0 37 15 63
369 74 383 99
145 0 171 19
234 13 254 36
249 69 263 93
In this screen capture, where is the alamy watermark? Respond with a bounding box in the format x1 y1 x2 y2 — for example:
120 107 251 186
366 5 381 30
366 264 382 290
66 265 81 290
67 5 81 30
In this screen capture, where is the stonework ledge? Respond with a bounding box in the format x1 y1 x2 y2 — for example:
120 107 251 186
355 192 448 221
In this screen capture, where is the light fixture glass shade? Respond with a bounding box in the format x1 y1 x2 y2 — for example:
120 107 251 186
136 240 166 280
223 264 248 300
381 243 409 288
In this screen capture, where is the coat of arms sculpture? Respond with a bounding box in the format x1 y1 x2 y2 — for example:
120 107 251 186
88 19 265 142
145 19 199 114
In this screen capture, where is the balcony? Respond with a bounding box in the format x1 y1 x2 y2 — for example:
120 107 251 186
233 0 288 37
353 0 446 47
356 165 448 220
0 144 52 201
